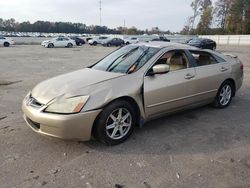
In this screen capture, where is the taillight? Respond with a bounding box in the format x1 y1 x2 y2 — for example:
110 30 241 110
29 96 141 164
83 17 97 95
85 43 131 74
240 62 244 70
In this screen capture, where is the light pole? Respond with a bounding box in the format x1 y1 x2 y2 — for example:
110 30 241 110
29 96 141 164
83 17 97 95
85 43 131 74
99 0 102 26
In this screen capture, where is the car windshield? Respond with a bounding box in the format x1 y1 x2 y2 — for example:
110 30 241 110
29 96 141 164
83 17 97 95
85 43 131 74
91 45 160 74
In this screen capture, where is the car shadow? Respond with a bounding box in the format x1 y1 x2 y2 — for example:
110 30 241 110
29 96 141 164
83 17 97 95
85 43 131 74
83 96 250 156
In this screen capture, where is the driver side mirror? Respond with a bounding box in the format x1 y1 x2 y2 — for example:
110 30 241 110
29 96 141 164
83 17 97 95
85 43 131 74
148 64 170 76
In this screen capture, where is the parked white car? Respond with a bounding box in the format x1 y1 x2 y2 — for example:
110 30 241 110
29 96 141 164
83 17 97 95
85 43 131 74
0 36 15 47
88 36 110 46
124 37 139 45
41 37 76 48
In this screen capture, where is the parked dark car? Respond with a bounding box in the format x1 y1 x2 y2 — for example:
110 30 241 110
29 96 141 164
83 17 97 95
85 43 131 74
151 36 170 42
187 38 216 50
103 38 125 47
70 37 85 46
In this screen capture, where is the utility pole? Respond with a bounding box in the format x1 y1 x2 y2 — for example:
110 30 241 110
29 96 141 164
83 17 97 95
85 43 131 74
123 19 126 28
99 0 102 26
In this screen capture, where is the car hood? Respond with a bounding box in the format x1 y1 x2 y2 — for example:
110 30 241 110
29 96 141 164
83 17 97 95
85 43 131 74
42 40 50 43
31 68 124 104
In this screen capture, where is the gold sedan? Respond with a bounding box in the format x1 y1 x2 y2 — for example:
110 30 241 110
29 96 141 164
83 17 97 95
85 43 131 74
22 42 244 145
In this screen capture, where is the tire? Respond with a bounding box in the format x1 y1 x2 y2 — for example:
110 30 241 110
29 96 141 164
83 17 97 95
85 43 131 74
213 81 234 108
4 42 10 47
67 43 73 48
213 45 216 50
48 43 54 48
93 41 97 46
93 100 136 145
126 42 130 45
107 43 111 47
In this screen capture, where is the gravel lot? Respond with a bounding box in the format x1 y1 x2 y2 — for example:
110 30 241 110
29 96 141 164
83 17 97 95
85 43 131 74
0 45 250 188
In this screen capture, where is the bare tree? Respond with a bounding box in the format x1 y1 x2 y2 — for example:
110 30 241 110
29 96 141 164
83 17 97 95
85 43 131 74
190 0 203 30
200 0 212 10
214 0 235 29
197 0 213 34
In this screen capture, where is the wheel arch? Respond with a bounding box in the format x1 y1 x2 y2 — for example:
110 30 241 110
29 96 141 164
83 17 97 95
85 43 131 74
91 96 141 136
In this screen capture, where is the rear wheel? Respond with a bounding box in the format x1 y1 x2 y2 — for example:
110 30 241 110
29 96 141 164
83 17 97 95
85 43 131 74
93 41 97 46
93 100 136 145
126 42 130 45
4 42 10 47
213 81 233 108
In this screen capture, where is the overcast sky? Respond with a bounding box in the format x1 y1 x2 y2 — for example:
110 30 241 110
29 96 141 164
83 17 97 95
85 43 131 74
0 0 195 31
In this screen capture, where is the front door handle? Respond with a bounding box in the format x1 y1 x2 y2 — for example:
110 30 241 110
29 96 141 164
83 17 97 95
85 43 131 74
185 73 195 79
220 67 228 72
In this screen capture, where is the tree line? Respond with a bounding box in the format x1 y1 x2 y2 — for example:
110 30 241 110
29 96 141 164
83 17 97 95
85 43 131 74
0 18 172 35
182 0 250 35
0 18 121 34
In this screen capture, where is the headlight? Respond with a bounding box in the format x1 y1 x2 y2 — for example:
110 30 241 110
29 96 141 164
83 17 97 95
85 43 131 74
44 96 89 114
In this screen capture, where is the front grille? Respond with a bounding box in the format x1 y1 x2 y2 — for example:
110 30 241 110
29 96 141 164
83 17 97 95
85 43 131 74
26 95 44 108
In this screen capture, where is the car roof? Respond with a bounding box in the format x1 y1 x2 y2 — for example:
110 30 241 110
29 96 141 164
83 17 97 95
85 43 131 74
131 41 199 50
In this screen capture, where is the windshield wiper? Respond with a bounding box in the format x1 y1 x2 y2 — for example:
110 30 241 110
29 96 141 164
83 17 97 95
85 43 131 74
127 47 149 74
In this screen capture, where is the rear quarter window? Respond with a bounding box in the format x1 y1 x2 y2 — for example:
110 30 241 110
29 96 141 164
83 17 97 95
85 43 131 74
212 54 227 63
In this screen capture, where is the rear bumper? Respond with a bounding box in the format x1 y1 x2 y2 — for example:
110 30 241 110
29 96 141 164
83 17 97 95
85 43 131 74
235 74 244 91
22 101 101 141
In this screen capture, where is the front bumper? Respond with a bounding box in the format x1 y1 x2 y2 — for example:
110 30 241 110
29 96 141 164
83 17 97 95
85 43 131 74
22 101 101 141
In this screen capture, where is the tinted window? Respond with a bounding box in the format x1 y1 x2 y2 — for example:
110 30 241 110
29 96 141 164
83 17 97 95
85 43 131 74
188 38 202 44
213 54 226 63
190 51 218 66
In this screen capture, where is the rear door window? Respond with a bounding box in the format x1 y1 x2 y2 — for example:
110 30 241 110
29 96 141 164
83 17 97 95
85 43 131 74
189 51 218 66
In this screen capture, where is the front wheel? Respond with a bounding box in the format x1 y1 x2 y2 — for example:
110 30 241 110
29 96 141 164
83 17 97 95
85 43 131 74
213 81 233 108
93 100 136 145
4 42 10 47
48 43 54 48
67 43 73 48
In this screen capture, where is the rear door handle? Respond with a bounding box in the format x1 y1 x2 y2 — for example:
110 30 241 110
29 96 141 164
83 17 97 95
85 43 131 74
220 67 228 72
185 74 195 79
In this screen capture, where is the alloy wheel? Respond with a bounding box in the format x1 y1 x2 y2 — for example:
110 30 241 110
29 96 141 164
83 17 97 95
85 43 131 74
105 108 132 140
219 84 232 106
